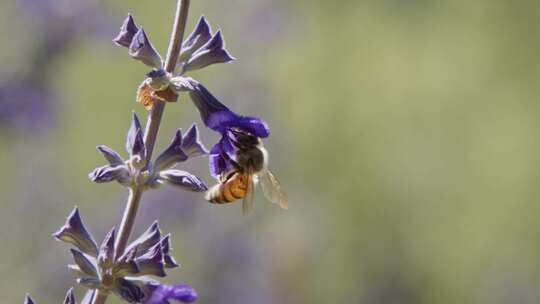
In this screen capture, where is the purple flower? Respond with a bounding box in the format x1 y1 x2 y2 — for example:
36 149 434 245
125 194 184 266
186 80 269 177
145 283 198 304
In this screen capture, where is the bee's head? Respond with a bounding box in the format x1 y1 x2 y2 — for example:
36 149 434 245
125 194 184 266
229 128 260 149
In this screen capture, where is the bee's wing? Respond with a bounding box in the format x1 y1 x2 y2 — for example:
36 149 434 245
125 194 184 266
260 169 288 209
242 170 255 215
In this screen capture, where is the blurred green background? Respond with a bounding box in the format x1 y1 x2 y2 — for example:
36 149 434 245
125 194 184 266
1 0 540 303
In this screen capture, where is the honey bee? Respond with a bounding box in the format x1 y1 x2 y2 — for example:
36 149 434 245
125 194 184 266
205 129 288 214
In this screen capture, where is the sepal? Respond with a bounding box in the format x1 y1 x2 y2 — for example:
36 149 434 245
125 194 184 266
24 294 35 304
134 243 166 277
63 288 76 304
113 14 139 47
96 145 124 166
183 30 235 73
179 16 212 63
126 112 146 166
129 28 163 69
153 129 188 172
157 170 208 192
53 208 98 257
88 164 131 185
97 228 116 270
70 249 98 277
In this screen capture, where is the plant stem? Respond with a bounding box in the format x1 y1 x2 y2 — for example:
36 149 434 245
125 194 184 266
143 0 191 160
92 1 191 303
114 187 144 254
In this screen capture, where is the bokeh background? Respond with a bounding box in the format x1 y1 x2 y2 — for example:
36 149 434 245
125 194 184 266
1 0 540 303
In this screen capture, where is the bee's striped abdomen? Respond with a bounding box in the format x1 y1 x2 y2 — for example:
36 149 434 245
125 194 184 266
206 172 248 204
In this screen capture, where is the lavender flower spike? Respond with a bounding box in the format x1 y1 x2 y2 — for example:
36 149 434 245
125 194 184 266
53 207 99 257
113 14 139 47
145 283 198 304
129 28 163 69
183 30 235 73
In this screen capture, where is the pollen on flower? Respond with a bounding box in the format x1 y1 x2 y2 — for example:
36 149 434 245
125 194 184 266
137 82 178 110
136 82 155 110
153 86 178 103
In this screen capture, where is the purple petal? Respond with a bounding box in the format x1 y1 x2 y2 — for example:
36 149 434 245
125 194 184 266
53 208 98 257
154 129 188 171
187 81 269 137
70 249 98 277
24 294 35 304
97 145 124 165
113 14 139 47
145 284 198 304
186 80 228 129
158 170 208 192
183 30 235 73
225 115 270 138
181 124 208 158
129 28 163 69
89 164 131 185
63 288 76 304
98 228 116 269
180 15 212 62
208 135 235 178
